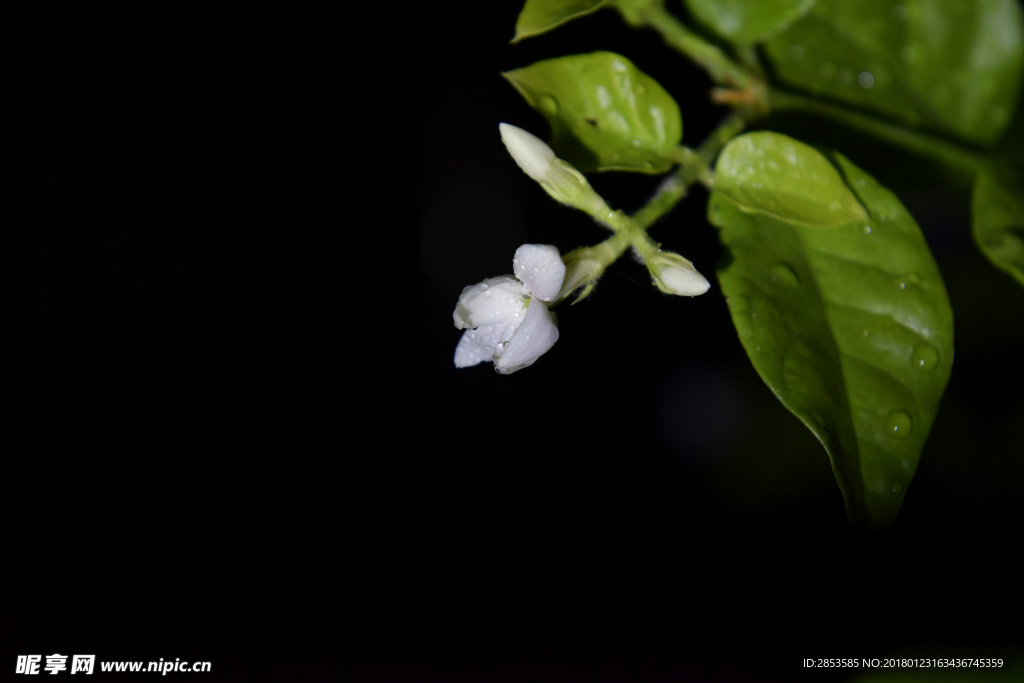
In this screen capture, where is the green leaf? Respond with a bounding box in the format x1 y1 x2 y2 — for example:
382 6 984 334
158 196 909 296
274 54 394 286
972 159 1024 287
511 0 606 43
510 0 662 42
763 0 1024 146
503 52 683 173
713 150 954 529
715 131 867 227
684 0 817 44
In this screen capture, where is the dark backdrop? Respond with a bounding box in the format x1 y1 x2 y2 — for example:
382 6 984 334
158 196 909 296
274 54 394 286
4 2 1021 680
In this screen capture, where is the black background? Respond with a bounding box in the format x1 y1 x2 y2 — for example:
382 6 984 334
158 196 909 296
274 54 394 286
4 2 1022 680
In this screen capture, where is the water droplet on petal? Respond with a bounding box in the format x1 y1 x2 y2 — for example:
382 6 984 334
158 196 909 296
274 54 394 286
911 344 939 370
885 411 913 438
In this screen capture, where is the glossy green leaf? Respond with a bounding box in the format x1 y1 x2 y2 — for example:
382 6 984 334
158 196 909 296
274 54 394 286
510 0 663 42
713 151 953 529
684 0 817 44
503 52 683 173
512 0 606 43
763 0 1024 146
973 159 1024 287
715 131 867 227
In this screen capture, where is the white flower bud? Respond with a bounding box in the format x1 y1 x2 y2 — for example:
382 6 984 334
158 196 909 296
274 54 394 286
499 123 610 217
647 250 711 297
499 123 554 183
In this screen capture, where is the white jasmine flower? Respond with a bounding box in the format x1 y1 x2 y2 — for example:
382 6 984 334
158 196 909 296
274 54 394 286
454 244 566 374
499 123 610 217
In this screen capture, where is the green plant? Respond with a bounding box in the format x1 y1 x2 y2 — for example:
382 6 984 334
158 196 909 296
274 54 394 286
451 0 1024 530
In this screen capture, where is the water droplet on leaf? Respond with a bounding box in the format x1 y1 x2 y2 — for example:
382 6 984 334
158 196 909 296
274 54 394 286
885 411 913 438
769 262 800 288
911 344 939 370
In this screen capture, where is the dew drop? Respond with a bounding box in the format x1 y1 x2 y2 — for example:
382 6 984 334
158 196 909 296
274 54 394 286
897 280 906 290
862 329 871 337
892 482 904 494
858 71 875 89
863 225 872 235
911 343 939 370
540 95 559 115
769 262 800 288
885 411 913 438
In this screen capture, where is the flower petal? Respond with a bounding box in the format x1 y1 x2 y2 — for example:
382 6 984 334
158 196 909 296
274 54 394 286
454 322 507 368
512 244 566 302
493 299 559 374
453 276 528 329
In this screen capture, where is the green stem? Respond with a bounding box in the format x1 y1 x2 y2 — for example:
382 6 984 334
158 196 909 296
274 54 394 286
635 5 754 88
769 88 986 176
633 114 746 231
